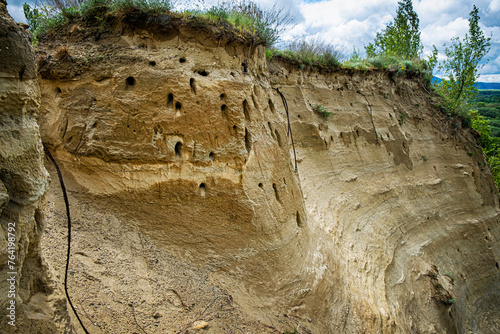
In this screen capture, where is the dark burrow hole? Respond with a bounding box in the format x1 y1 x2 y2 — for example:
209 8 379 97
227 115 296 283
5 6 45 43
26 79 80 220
245 128 252 152
126 76 135 86
209 152 215 161
296 211 303 227
243 99 250 120
56 87 62 94
175 102 182 111
242 63 248 73
199 183 206 189
496 262 499 270
197 70 208 76
175 142 183 158
269 99 276 113
220 93 226 100
233 125 237 132
221 104 227 112
180 57 186 63
190 78 196 94
167 93 173 108
298 114 301 119
149 61 156 66
258 183 263 188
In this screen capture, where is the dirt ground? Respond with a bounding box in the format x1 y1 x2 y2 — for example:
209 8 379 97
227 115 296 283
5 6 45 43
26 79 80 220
41 162 300 334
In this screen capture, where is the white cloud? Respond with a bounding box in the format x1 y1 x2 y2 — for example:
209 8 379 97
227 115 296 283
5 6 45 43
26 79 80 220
298 0 397 28
477 74 500 82
421 17 469 47
489 0 500 12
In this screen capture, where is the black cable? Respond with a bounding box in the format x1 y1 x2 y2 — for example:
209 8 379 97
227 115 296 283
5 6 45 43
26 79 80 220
273 88 298 172
43 144 90 334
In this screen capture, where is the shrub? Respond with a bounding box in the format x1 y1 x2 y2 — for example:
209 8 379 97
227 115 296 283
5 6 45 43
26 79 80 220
311 104 334 119
80 0 111 23
112 0 173 14
266 39 344 70
288 39 344 67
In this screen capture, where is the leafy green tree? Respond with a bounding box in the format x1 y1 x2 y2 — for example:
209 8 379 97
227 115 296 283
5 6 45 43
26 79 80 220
470 110 500 189
365 0 423 59
438 5 491 112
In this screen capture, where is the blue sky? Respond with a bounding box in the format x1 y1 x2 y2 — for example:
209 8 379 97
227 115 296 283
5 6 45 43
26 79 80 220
6 0 500 82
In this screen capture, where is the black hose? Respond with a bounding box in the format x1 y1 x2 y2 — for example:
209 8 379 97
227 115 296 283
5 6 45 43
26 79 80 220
273 88 298 172
43 144 90 334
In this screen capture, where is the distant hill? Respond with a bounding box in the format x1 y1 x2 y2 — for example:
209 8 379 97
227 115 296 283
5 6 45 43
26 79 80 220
431 77 500 90
476 82 500 90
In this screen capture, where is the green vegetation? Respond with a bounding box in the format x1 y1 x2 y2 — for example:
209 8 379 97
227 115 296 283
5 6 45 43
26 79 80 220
23 0 293 47
310 104 334 119
432 6 497 188
365 0 423 60
470 106 500 188
435 5 491 113
399 112 408 125
267 39 344 68
473 90 500 141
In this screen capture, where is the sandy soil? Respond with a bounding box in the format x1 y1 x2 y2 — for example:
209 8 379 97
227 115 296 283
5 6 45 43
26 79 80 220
41 162 300 334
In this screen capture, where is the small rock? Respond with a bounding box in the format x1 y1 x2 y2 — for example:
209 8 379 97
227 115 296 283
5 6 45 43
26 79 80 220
192 320 209 330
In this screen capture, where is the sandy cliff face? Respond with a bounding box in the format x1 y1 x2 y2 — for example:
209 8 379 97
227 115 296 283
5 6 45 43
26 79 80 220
274 67 500 333
0 2 72 332
36 23 500 333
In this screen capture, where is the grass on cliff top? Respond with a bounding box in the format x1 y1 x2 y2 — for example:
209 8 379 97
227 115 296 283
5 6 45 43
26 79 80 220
266 42 434 81
27 0 432 79
24 0 293 47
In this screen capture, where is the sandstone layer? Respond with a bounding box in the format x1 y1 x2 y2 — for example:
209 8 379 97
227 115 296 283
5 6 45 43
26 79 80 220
0 1 72 332
36 22 500 333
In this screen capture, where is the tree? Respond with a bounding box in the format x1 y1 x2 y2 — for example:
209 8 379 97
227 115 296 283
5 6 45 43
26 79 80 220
365 0 423 59
438 5 491 112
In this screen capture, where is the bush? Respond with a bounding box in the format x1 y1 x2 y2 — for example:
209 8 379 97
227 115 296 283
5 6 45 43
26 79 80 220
186 0 293 47
112 0 173 14
80 0 111 23
311 104 334 119
267 39 344 69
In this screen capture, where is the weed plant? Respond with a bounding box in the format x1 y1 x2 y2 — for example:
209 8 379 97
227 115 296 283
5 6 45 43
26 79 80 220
311 104 334 119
